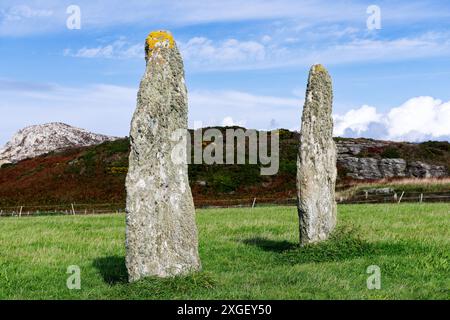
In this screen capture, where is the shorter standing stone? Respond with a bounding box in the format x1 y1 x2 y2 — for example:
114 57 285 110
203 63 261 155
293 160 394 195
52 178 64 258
297 64 337 245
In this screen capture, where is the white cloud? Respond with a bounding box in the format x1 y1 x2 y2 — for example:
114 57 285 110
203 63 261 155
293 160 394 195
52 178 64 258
318 32 450 65
0 81 137 145
65 32 450 73
189 90 303 129
64 38 144 59
180 37 266 65
0 81 303 146
75 46 114 59
0 0 364 36
334 105 382 137
189 90 300 130
222 116 246 127
179 32 450 71
387 97 450 141
190 90 298 109
334 97 450 142
0 4 56 36
261 35 272 43
2 0 450 37
2 5 53 21
2 79 450 145
65 36 268 67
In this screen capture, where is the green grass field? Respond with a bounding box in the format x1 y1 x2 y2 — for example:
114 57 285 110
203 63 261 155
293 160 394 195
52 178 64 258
0 204 448 300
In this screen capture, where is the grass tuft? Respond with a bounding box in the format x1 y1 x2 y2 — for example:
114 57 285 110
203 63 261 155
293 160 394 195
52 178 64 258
282 225 372 264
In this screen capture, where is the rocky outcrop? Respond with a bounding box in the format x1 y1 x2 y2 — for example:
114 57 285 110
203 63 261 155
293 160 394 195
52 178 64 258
337 139 447 179
339 157 407 179
125 30 201 281
336 139 389 156
297 64 337 245
407 161 447 178
0 122 117 166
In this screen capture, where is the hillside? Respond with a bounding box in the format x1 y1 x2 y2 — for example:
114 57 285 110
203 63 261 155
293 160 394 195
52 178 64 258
0 122 117 166
0 128 449 207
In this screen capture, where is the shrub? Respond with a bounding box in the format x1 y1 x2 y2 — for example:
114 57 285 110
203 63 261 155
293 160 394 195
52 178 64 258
381 147 401 159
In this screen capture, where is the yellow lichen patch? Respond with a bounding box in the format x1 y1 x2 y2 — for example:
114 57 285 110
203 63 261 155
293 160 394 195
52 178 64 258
146 31 175 49
313 64 327 73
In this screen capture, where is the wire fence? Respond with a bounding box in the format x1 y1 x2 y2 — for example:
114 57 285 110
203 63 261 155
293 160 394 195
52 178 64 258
0 191 449 218
338 191 450 204
0 203 125 218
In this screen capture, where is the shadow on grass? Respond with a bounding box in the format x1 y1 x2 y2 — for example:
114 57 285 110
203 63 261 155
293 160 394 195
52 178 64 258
93 256 217 296
93 256 128 284
242 238 298 253
242 225 434 265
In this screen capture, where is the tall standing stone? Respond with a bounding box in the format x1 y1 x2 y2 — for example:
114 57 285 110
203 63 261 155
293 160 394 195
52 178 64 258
126 30 201 281
297 64 337 245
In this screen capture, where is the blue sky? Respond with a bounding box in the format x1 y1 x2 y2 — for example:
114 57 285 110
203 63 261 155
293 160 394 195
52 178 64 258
1 0 450 145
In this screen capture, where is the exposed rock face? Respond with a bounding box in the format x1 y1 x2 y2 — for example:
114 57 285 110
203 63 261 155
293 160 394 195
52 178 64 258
407 161 447 178
0 122 116 166
297 65 337 245
339 157 407 179
336 139 389 156
337 140 447 179
125 30 201 281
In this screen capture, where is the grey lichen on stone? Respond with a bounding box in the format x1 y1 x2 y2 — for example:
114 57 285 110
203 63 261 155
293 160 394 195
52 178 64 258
297 64 337 245
125 30 201 281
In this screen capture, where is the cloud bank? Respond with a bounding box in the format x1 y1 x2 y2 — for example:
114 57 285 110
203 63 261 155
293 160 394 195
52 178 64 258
334 96 450 142
3 1 450 37
63 31 450 72
1 79 449 145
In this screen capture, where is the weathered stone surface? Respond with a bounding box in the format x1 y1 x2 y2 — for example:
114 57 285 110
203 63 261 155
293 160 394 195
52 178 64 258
338 157 407 180
340 157 383 180
125 31 201 281
335 139 448 180
364 187 394 195
336 139 389 157
297 64 337 245
407 161 447 178
379 159 408 178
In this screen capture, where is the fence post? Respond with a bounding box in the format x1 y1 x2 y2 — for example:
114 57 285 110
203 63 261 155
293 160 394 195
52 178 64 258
19 206 23 218
420 193 423 203
252 198 257 209
71 203 76 215
398 191 405 204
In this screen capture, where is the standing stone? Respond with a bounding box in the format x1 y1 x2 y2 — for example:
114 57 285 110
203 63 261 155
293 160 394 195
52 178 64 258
297 64 337 245
126 30 201 281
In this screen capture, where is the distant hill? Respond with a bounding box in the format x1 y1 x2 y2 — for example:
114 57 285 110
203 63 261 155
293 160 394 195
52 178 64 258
0 127 448 207
0 122 118 166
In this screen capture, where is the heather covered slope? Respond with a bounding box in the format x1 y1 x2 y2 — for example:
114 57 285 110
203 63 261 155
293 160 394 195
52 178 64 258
0 129 449 207
0 140 129 206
